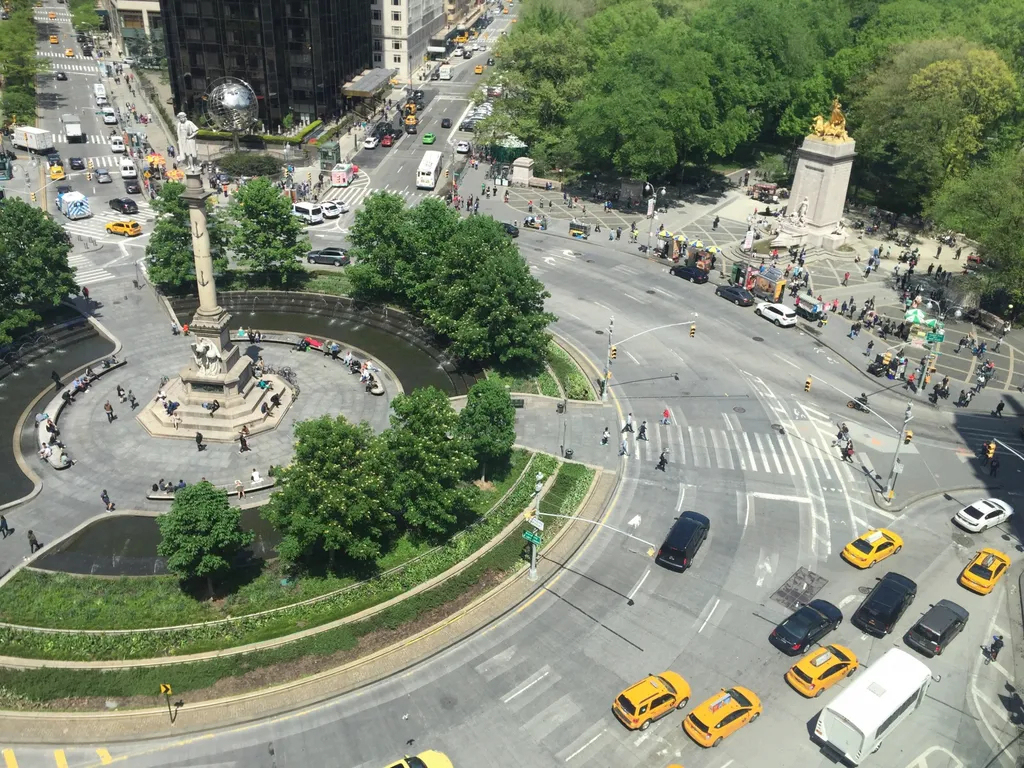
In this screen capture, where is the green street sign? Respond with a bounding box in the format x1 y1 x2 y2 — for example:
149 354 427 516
925 332 944 342
522 530 541 545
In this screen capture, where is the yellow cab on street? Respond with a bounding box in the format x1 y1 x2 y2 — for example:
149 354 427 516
64 48 74 56
785 644 859 698
106 220 142 237
683 687 762 748
47 10 55 18
612 671 691 731
379 751 453 768
841 528 902 569
959 548 1010 595
474 64 484 74
49 34 58 43
48 164 65 181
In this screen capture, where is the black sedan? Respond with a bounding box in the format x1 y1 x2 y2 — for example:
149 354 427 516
441 117 452 129
306 247 350 267
670 264 709 284
715 284 755 306
124 179 142 195
109 197 138 214
55 71 68 81
502 222 520 238
69 157 85 170
852 572 917 637
769 599 843 656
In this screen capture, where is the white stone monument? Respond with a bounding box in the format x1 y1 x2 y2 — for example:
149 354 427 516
774 99 856 251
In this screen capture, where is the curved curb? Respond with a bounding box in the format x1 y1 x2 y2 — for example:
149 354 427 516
868 484 988 514
0 469 613 743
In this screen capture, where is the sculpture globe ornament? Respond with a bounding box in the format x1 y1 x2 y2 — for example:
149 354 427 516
203 76 260 150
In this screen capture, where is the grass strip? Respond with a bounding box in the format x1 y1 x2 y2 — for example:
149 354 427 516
545 342 594 400
0 460 592 706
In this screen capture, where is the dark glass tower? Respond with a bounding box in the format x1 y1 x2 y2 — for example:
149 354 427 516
161 0 372 130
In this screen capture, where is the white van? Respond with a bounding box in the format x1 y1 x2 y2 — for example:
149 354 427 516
93 83 107 106
292 202 323 225
110 136 125 153
120 158 137 179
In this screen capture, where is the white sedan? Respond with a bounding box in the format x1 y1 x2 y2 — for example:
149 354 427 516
954 498 1013 532
456 140 471 154
321 202 342 218
362 136 380 149
754 302 797 327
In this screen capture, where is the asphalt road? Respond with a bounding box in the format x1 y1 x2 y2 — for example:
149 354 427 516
3 3 1022 767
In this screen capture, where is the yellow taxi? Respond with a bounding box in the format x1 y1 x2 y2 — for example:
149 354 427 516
502 6 508 12
959 548 1010 595
683 687 762 748
47 11 55 18
106 220 142 237
474 64 484 74
841 528 902 569
48 164 65 180
379 751 453 768
785 644 858 698
49 34 58 44
64 48 74 57
612 671 691 731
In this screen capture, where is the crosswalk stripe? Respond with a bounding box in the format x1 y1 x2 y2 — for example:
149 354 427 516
778 436 796 475
672 413 685 464
765 433 784 473
710 428 734 470
741 432 758 470
730 431 746 470
754 433 773 473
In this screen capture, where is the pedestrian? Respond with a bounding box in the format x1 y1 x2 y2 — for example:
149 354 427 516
990 457 1000 477
601 427 610 446
623 412 634 433
638 420 648 441
101 490 114 511
104 400 116 423
865 340 874 357
116 384 126 402
660 408 671 425
712 216 720 230
196 431 205 451
239 430 250 453
995 401 1005 417
0 514 8 539
656 451 668 471
843 443 854 462
82 286 90 303
127 390 138 409
842 271 849 286
27 530 40 554
619 438 629 457
51 370 63 390
988 635 1005 663
235 479 245 499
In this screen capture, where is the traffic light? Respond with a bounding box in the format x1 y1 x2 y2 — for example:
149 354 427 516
985 441 996 459
86 172 92 181
882 351 892 366
804 376 812 392
610 345 617 360
307 172 312 182
87 159 94 170
904 430 913 445
689 325 696 338
444 170 450 179
29 192 36 202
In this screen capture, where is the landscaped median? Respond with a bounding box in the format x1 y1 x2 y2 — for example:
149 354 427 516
0 460 596 709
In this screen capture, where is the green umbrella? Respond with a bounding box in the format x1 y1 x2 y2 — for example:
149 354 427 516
904 308 926 324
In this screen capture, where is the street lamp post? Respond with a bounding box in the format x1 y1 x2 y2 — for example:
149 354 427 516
884 401 913 502
601 316 614 402
645 186 667 253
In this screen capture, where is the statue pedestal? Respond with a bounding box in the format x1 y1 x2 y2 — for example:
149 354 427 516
773 218 850 251
774 135 856 252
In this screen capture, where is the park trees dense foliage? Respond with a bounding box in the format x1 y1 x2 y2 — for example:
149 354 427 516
146 182 231 293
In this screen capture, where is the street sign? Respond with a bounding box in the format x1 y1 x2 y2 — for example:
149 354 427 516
528 516 544 531
925 332 944 342
159 683 172 695
894 459 905 474
522 529 541 545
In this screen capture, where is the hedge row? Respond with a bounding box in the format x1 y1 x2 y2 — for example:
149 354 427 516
0 455 559 662
546 342 595 401
0 461 594 704
196 120 323 146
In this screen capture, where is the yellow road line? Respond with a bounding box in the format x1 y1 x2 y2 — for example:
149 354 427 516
95 749 113 765
2 749 18 768
54 750 69 768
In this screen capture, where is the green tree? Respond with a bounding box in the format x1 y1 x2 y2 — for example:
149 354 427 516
229 177 308 287
0 198 78 344
384 387 477 539
457 378 517 480
262 416 395 571
756 153 789 184
346 191 420 302
156 481 254 597
145 182 229 292
927 151 1024 309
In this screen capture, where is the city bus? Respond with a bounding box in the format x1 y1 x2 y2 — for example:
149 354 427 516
416 150 443 190
813 648 932 765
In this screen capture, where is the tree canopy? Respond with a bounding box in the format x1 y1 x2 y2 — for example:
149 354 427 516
457 378 517 480
146 182 230 293
229 177 309 287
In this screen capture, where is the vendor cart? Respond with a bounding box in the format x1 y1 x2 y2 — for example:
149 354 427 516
569 219 590 239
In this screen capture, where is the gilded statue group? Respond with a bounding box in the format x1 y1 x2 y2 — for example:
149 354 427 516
810 98 851 142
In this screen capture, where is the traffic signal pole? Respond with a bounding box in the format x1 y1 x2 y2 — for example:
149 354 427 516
601 316 614 402
884 402 913 502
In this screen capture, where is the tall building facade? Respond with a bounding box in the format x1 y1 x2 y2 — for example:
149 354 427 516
161 0 372 130
370 0 444 82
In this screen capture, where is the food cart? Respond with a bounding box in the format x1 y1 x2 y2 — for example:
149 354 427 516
330 162 359 188
749 182 779 203
742 264 787 302
569 219 590 239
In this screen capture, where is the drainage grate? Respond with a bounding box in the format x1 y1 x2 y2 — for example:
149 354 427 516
771 568 828 610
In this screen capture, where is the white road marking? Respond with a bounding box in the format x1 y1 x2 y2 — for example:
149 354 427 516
772 353 801 371
730 432 747 470
676 482 686 512
564 730 605 762
838 594 858 608
626 568 651 601
699 598 720 633
626 351 640 365
742 432 759 470
750 492 811 502
723 412 735 431
502 668 550 703
623 293 644 303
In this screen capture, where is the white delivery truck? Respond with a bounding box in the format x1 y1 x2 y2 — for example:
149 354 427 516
61 114 85 143
11 126 54 153
57 191 91 220
439 64 453 80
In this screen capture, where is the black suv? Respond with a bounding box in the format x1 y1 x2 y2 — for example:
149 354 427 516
769 599 843 655
670 264 709 284
852 572 917 637
306 247 350 267
109 197 138 214
904 599 969 658
655 511 710 572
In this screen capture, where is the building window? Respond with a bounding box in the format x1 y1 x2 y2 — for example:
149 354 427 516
372 9 380 19
120 10 144 29
391 40 401 49
372 24 382 35
373 39 382 51
391 25 400 35
393 54 402 63
373 52 382 63
391 11 401 20
148 12 162 30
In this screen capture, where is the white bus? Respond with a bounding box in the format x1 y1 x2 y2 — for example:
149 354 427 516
416 150 443 190
814 648 931 765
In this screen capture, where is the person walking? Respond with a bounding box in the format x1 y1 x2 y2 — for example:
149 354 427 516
196 431 205 452
990 457 1001 477
619 438 629 457
239 431 250 453
987 635 1005 664
623 413 634 433
842 271 850 286
127 390 138 410
638 420 648 441
656 451 668 471
104 401 116 423
712 216 720 230
27 530 40 554
234 479 245 499
101 490 114 511
660 408 671 425
865 340 874 357
116 384 126 403
601 427 610 446
995 401 1005 417
0 514 8 539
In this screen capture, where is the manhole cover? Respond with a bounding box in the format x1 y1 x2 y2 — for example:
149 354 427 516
595 330 604 335
752 336 764 342
586 259 595 263
733 407 746 413
771 567 828 610
646 289 656 294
